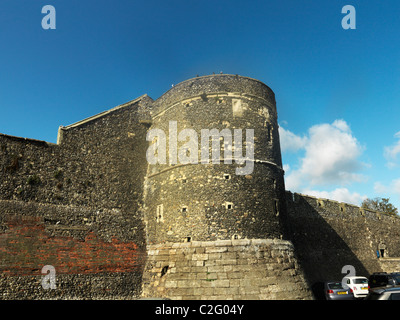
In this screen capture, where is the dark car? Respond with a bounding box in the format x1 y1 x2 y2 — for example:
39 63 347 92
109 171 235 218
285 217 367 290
369 272 400 289
365 286 400 300
324 281 355 300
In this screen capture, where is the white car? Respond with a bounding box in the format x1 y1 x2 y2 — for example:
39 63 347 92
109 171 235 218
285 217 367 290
343 276 369 298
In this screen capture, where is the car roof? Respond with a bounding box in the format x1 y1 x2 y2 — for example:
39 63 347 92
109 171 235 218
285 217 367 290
371 273 388 276
370 285 400 294
344 276 368 279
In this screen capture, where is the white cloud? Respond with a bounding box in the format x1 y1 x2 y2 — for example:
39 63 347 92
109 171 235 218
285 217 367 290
374 181 388 194
302 188 367 206
375 178 400 199
278 126 308 153
384 131 400 168
284 119 366 189
394 178 400 194
373 179 400 211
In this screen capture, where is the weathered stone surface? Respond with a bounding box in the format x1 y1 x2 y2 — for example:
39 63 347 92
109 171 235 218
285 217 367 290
1 74 400 300
142 239 313 300
285 191 400 286
143 75 286 245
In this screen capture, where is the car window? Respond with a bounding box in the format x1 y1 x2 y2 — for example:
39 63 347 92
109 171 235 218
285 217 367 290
392 275 400 284
370 276 387 285
354 278 368 284
328 283 344 290
389 293 400 300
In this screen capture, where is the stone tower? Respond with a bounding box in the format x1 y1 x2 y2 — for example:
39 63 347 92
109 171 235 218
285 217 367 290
141 75 311 300
143 74 287 245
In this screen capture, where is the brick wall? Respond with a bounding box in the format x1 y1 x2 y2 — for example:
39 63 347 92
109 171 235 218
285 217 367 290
0 200 146 299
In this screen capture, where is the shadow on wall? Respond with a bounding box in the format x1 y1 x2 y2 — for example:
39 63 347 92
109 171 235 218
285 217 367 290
284 194 370 299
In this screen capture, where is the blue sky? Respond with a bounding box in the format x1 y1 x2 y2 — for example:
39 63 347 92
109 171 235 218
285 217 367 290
1 0 400 210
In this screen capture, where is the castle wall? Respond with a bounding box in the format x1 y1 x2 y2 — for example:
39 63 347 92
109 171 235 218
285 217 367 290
285 191 400 286
0 95 152 213
142 239 312 300
2 74 400 300
57 94 152 214
0 134 61 204
0 96 152 299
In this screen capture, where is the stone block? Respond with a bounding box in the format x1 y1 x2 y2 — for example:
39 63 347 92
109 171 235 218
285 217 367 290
175 260 189 267
196 272 209 280
217 273 228 280
208 253 222 260
204 260 216 267
156 255 170 261
196 260 204 267
200 287 214 296
207 265 225 273
231 239 251 246
229 279 240 287
157 249 171 256
227 272 242 279
190 241 204 247
164 280 177 288
232 264 253 273
222 252 238 259
195 247 206 254
192 253 209 261
213 287 238 295
214 240 232 247
190 266 208 273
177 280 197 288
168 272 193 281
216 259 237 266
200 280 213 288
223 265 233 272
210 279 230 288
205 247 228 253
206 272 218 280
242 294 261 300
169 287 193 296
251 239 273 246
147 249 159 256
238 286 260 295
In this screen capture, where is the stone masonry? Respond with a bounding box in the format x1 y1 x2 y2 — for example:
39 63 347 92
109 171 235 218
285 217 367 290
142 239 312 300
1 74 400 299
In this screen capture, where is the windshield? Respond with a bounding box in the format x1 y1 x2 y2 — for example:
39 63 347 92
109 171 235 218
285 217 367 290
354 278 368 284
328 282 344 290
392 275 400 284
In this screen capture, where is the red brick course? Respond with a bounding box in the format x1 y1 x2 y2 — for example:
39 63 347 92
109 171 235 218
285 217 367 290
0 215 145 276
